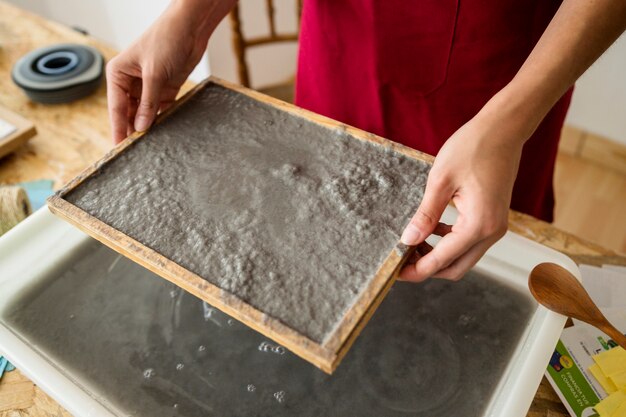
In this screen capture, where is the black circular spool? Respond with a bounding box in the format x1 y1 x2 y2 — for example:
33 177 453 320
12 44 104 104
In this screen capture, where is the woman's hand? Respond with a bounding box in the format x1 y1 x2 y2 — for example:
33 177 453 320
398 0 626 283
106 0 234 143
398 99 526 282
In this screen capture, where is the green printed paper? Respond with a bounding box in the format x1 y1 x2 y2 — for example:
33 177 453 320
546 341 601 417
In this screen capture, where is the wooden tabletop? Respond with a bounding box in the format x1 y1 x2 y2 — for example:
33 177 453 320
0 5 114 188
0 2 624 416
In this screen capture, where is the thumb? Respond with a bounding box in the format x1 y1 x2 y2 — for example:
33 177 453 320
134 74 162 132
401 176 452 245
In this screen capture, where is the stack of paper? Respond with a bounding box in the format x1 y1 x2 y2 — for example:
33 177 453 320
591 347 626 416
545 264 626 417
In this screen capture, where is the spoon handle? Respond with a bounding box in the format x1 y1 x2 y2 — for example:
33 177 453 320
598 322 626 350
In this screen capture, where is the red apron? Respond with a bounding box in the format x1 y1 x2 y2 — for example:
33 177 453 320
295 0 572 222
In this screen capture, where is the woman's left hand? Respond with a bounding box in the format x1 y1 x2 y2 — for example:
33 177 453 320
398 0 626 282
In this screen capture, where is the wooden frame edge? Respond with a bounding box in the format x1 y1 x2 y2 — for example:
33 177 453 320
330 245 416 371
55 78 214 198
47 195 339 373
206 76 434 357
47 76 433 374
205 77 435 360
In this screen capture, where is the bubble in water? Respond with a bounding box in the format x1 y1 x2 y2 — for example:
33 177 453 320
227 318 235 326
457 314 474 326
173 403 179 409
169 289 178 298
176 363 184 371
143 368 155 379
273 391 286 404
198 345 206 352
203 302 216 320
247 384 256 392
258 341 285 355
69 314 75 320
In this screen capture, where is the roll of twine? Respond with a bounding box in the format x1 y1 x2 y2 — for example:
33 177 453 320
0 186 32 236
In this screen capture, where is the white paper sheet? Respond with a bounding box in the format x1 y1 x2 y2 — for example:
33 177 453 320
0 118 17 140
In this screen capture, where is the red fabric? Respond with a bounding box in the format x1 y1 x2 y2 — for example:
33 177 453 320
295 0 571 222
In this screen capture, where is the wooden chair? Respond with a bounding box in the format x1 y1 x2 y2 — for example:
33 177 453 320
229 0 302 102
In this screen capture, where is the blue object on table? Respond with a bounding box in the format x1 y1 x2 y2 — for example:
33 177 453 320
0 355 15 380
18 179 54 210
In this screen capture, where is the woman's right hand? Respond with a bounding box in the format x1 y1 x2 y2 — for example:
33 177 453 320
106 0 234 143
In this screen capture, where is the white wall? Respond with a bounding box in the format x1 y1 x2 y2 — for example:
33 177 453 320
566 32 626 146
8 0 210 82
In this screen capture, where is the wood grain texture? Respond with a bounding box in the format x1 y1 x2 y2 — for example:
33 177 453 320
48 76 431 374
527 377 572 417
0 106 36 160
558 125 586 156
0 372 34 412
579 132 626 176
553 147 626 255
0 368 71 417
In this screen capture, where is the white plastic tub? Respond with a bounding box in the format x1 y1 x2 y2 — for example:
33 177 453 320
0 208 579 417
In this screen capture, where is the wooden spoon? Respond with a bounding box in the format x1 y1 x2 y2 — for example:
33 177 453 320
529 262 626 349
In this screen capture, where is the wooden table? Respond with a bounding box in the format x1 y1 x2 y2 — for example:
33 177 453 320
1 2 624 416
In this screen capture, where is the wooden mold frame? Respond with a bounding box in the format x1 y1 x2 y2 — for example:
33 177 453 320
47 76 434 374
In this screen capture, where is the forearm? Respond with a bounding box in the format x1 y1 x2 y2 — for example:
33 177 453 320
480 0 626 143
172 0 237 41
